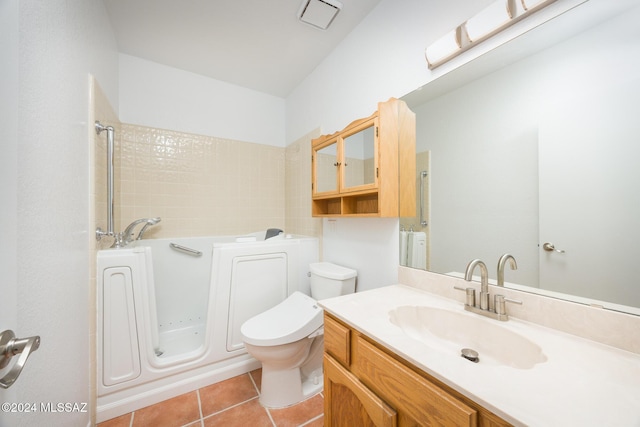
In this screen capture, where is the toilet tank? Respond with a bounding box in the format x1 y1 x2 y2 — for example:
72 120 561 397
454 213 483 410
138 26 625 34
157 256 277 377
309 262 357 300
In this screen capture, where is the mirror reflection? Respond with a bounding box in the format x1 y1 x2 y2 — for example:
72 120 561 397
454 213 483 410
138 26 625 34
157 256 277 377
401 3 640 314
315 142 339 194
343 125 376 189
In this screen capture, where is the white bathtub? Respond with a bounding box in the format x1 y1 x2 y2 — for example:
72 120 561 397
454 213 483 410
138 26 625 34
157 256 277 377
96 231 318 422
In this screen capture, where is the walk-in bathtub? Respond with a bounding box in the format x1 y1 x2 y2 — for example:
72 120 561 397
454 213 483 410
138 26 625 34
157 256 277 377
96 231 319 422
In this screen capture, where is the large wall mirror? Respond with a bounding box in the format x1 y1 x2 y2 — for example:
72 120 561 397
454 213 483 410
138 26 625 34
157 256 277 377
400 0 640 315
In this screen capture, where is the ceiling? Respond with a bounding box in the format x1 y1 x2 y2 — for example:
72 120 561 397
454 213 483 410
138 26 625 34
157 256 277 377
103 0 383 98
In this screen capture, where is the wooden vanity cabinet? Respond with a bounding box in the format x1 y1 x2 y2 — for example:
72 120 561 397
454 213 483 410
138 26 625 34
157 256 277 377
311 98 416 217
323 313 513 427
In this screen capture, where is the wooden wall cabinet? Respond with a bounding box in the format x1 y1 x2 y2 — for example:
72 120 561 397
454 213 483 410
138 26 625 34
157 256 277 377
323 313 514 427
311 98 416 217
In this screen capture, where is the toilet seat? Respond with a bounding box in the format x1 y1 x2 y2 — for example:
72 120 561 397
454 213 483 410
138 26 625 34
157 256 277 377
241 292 323 347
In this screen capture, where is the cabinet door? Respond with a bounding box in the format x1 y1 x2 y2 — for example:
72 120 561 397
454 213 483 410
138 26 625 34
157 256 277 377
313 138 339 196
340 118 378 193
354 336 477 427
324 354 397 427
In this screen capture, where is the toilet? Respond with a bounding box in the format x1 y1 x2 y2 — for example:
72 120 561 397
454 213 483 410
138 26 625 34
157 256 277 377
240 262 357 408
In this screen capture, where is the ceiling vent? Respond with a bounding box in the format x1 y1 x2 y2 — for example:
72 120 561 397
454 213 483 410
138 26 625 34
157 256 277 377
297 0 343 30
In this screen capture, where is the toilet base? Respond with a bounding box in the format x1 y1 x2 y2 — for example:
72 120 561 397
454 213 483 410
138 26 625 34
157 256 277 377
257 336 325 408
259 366 323 408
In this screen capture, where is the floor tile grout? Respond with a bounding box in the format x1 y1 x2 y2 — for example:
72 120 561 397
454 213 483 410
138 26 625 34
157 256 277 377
265 406 278 427
248 371 260 395
100 370 322 427
202 395 260 419
194 389 204 427
299 413 323 427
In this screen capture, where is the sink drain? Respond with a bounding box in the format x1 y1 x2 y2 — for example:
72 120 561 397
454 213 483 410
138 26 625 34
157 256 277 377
461 348 479 363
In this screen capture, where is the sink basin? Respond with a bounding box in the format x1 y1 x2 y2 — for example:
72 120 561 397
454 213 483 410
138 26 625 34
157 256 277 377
389 305 547 369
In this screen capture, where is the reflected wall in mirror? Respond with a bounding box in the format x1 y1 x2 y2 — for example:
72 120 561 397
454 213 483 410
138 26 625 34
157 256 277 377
343 124 376 189
401 1 640 315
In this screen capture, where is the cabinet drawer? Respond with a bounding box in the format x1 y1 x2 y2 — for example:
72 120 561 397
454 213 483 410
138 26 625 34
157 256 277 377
354 335 478 427
324 314 351 366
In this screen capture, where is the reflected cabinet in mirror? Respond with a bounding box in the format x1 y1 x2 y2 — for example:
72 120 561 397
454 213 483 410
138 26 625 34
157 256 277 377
312 98 415 217
400 1 640 315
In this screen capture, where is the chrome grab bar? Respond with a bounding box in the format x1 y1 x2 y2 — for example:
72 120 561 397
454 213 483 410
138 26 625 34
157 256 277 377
95 121 115 242
169 243 202 257
419 170 428 227
0 330 40 389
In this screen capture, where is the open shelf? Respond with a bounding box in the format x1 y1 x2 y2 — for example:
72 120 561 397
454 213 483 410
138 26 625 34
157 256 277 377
312 193 380 216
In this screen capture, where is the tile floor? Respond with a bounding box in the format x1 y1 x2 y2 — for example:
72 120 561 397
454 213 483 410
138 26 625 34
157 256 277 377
97 369 324 427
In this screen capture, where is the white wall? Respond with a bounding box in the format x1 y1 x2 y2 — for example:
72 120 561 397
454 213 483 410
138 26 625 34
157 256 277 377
119 54 286 147
286 0 494 288
0 0 19 421
4 1 119 425
285 0 496 146
322 218 400 292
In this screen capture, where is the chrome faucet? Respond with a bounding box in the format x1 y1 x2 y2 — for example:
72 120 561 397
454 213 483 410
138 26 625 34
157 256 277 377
455 257 522 321
465 259 490 310
137 218 162 240
116 217 161 247
497 253 517 287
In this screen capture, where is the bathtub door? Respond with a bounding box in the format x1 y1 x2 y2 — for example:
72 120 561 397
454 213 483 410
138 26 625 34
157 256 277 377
226 253 289 352
100 266 142 386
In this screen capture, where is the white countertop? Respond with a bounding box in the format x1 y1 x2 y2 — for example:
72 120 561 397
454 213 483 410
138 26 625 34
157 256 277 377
319 284 640 427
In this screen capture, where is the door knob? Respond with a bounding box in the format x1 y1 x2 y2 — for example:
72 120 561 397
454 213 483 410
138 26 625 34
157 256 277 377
0 330 40 389
542 242 565 253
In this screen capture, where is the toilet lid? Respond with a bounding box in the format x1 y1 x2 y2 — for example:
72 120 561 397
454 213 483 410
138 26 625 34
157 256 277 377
241 292 324 346
309 262 357 280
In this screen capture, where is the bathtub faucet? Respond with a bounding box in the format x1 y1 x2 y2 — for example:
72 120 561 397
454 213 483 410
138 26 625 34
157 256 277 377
116 217 162 247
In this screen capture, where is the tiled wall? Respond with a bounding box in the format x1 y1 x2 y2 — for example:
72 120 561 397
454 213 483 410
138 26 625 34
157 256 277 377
285 129 322 238
119 124 287 238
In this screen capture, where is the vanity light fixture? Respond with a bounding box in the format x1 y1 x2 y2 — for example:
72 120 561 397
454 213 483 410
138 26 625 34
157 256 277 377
425 27 462 69
425 0 557 69
521 0 549 10
464 0 514 42
298 0 343 30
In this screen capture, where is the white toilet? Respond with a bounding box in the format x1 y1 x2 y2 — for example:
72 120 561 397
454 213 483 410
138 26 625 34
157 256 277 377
240 262 357 408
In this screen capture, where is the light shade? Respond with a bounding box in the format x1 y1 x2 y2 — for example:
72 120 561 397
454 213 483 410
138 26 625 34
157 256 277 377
464 0 513 42
298 0 343 30
425 27 462 69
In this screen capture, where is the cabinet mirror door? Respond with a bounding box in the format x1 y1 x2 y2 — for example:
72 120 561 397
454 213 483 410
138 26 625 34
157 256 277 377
314 139 339 194
342 120 377 191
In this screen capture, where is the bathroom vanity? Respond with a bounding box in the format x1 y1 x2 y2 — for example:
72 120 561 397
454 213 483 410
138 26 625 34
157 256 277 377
320 285 640 426
323 313 509 426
